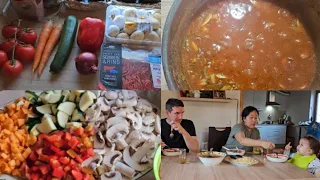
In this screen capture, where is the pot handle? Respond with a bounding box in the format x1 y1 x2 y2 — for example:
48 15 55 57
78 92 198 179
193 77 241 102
1 0 10 16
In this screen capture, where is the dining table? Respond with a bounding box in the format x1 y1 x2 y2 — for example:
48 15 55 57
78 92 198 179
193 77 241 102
161 153 318 180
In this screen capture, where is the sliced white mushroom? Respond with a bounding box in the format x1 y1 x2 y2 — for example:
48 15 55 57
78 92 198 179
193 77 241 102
107 117 129 129
106 123 129 151
111 107 134 117
154 114 161 134
142 112 156 124
123 140 153 171
116 98 138 108
101 171 122 180
103 150 122 166
135 98 153 113
94 131 106 149
104 90 119 100
115 161 136 178
97 97 111 113
82 153 103 167
85 104 101 121
127 112 142 130
118 90 137 100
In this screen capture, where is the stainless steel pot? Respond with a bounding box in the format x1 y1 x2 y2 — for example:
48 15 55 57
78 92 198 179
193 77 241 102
162 0 320 90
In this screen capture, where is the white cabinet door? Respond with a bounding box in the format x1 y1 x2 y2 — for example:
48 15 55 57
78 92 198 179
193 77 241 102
253 91 266 111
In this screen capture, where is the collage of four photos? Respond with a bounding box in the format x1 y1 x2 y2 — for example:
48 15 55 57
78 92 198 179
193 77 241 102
0 0 320 180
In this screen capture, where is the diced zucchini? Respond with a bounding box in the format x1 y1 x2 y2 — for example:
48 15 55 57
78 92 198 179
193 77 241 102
30 125 40 136
69 93 76 102
42 114 57 124
39 93 51 104
45 90 54 94
28 114 39 119
62 90 71 102
36 104 52 114
76 94 82 103
54 90 62 94
37 117 57 134
57 111 69 128
87 91 97 100
47 93 63 104
51 104 58 115
72 90 85 97
25 91 38 104
57 102 76 116
65 122 82 129
79 91 94 112
71 109 84 121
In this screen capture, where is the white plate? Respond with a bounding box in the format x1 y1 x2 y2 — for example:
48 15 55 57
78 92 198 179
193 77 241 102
226 149 245 156
162 149 180 156
266 154 288 163
225 156 259 167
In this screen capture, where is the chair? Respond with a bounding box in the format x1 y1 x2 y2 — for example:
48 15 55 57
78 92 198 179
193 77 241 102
208 127 231 151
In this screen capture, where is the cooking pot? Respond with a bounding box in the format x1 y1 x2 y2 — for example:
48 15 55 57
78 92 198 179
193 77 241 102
162 0 320 90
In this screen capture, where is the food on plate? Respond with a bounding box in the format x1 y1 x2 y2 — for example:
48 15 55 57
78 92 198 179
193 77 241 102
227 149 243 153
50 16 78 73
179 0 316 90
0 98 37 176
227 156 258 166
77 17 105 53
38 24 63 76
198 152 226 166
122 59 158 90
1 59 23 78
81 90 161 179
163 148 179 152
24 127 95 180
0 50 8 68
75 52 98 75
33 20 54 73
198 152 225 158
15 44 36 63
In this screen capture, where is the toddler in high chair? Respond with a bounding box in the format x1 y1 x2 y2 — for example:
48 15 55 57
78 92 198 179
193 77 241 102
284 136 320 177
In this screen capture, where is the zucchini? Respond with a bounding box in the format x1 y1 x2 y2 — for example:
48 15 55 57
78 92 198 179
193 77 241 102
87 91 97 100
51 104 58 115
47 94 63 104
37 117 57 134
25 118 41 132
57 111 69 128
57 102 76 116
30 125 40 136
69 93 76 102
65 122 82 129
39 93 51 104
54 90 62 94
42 114 57 124
50 15 78 73
71 109 84 121
62 90 71 102
79 91 94 112
25 91 38 104
36 104 52 114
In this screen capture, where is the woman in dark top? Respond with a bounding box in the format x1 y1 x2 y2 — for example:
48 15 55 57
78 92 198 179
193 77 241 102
161 98 199 153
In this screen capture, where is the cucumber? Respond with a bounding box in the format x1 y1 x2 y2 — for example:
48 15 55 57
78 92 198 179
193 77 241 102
36 104 52 114
65 122 82 129
50 15 78 73
79 91 94 112
71 109 84 121
47 94 63 104
57 111 69 128
57 102 76 116
25 91 38 104
37 117 57 134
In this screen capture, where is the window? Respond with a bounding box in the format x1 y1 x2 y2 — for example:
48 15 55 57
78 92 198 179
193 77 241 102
315 91 320 123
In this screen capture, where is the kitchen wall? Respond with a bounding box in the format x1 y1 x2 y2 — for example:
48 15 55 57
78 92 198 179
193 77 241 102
161 90 240 144
286 91 311 124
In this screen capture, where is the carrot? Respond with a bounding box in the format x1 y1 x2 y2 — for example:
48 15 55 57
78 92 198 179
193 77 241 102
33 20 54 73
38 24 63 76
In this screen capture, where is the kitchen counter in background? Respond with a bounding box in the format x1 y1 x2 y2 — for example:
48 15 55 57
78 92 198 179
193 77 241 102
256 125 287 145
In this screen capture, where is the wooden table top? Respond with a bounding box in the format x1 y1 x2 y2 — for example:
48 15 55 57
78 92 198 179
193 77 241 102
0 1 161 90
161 153 316 180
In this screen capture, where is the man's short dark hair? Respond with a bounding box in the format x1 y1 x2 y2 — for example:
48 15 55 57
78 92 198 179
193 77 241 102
166 98 184 112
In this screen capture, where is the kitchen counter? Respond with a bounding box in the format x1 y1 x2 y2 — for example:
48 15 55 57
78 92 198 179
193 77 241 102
161 153 316 180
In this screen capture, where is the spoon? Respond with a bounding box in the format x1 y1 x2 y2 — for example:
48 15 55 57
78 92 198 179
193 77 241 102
222 146 230 151
169 127 174 139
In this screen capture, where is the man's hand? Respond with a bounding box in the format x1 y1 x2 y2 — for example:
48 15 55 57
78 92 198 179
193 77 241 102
171 123 186 135
161 141 168 150
285 142 292 150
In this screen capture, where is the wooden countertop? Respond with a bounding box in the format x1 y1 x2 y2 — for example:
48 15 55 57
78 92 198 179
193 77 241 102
0 1 161 90
161 153 316 180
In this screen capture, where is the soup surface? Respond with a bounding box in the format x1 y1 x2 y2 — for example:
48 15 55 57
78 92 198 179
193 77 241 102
181 0 316 89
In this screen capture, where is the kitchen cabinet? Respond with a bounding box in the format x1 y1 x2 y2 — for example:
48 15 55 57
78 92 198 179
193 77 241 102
244 91 266 110
256 125 287 144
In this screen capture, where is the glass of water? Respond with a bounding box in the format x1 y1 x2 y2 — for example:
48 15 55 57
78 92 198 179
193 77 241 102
201 142 208 152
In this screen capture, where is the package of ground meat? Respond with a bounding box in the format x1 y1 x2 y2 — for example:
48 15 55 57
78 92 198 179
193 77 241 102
11 0 45 21
99 43 161 90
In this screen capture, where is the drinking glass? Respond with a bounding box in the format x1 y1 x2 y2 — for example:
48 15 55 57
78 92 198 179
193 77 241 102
201 142 208 152
179 148 187 164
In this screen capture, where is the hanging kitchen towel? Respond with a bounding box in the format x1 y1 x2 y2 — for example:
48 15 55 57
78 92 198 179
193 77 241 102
306 121 320 140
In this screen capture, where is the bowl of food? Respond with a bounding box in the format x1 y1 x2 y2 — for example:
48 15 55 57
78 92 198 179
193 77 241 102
225 156 259 167
197 151 226 166
163 0 320 90
266 153 288 163
162 148 180 156
226 149 245 156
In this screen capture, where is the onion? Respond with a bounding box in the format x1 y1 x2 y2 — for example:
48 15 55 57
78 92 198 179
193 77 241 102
75 52 98 75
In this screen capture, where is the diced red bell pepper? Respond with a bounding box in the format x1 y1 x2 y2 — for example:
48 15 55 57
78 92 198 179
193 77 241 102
71 170 83 180
52 167 64 179
56 150 66 157
26 173 31 180
83 174 90 180
66 149 77 159
28 151 38 162
39 154 51 162
53 141 64 148
69 159 76 167
35 148 43 155
74 127 84 136
39 164 49 175
86 148 94 157
38 134 49 141
75 155 83 163
47 132 63 143
46 175 53 180
68 136 80 149
49 159 61 169
59 157 70 165
50 145 61 154
34 161 43 165
50 155 59 160
64 132 72 141
31 166 39 171
31 172 40 180
63 165 71 173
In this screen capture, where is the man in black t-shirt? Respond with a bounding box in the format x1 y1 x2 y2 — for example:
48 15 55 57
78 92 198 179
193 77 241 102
161 98 199 153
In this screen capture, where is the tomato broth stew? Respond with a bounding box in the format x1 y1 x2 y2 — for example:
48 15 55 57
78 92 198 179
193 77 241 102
181 0 316 89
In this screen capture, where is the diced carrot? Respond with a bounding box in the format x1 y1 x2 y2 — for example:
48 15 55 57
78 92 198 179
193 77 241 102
22 107 31 115
12 169 20 176
23 101 30 109
22 148 32 159
17 118 25 127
